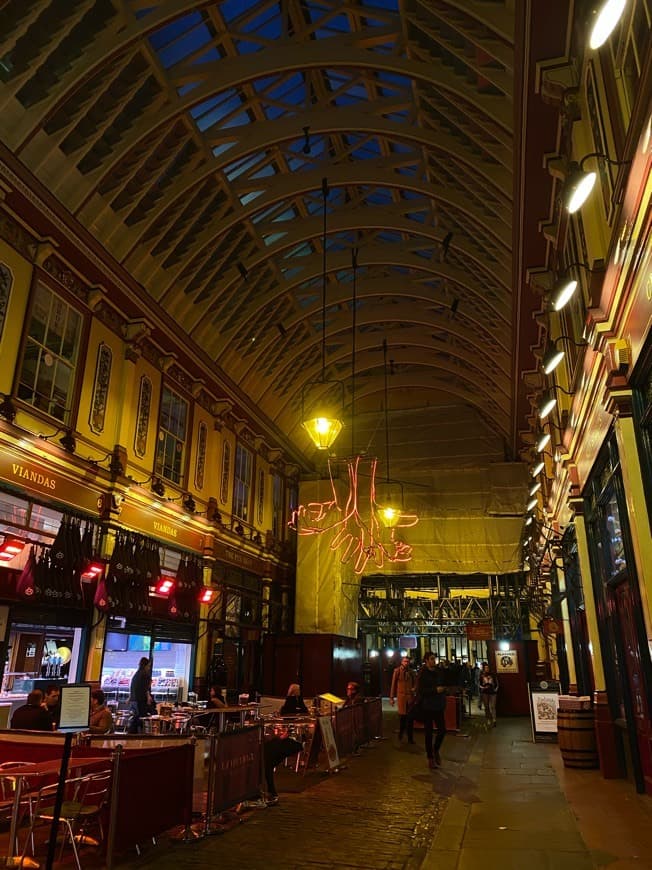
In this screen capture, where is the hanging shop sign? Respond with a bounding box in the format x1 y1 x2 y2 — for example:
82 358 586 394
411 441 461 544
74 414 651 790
0 446 100 513
465 623 493 641
118 501 204 552
542 617 563 636
213 540 269 576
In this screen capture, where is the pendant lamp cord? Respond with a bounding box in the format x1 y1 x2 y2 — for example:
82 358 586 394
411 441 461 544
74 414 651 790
321 177 329 380
383 337 390 483
351 247 358 456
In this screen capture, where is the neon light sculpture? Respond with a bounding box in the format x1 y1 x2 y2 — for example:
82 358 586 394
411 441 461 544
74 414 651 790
289 456 417 575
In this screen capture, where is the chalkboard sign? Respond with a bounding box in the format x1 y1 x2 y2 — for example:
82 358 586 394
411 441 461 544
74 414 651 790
528 680 560 743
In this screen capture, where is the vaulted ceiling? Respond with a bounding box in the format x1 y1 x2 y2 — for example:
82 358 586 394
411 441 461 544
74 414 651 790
0 0 561 481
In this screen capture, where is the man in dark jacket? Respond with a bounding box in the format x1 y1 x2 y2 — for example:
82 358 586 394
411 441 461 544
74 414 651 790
415 653 453 769
11 690 54 731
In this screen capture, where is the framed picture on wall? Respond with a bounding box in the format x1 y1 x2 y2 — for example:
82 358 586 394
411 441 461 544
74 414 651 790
495 649 519 673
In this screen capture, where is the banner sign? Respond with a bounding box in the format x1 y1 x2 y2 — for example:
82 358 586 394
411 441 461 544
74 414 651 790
466 623 492 640
212 726 262 813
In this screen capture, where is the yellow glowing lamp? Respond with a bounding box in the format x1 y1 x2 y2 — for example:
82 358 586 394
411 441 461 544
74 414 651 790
376 478 404 527
302 415 343 450
379 504 401 528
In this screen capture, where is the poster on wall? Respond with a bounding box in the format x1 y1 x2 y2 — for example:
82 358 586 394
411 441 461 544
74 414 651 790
495 649 519 673
528 680 561 743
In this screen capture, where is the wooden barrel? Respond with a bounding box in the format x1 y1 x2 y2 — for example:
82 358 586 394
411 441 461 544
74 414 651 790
557 709 599 769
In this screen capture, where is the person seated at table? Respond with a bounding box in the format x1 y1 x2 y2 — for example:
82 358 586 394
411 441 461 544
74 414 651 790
11 690 54 731
43 683 61 728
343 681 364 706
88 690 114 734
208 685 226 708
279 683 308 716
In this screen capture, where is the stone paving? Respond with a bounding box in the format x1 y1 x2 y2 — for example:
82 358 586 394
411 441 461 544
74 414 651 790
121 706 477 870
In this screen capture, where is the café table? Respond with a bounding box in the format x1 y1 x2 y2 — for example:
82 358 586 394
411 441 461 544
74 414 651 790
0 755 110 868
188 704 259 733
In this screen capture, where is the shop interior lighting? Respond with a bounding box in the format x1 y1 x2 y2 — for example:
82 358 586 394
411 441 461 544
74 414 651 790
589 0 627 49
81 561 105 580
0 537 26 562
155 577 175 596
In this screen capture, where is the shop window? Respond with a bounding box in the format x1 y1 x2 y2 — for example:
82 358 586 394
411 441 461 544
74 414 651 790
233 443 253 521
155 385 188 485
17 283 82 423
220 441 231 504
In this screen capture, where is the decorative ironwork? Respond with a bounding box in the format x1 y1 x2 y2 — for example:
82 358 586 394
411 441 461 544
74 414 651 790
257 468 264 524
0 264 12 343
220 440 231 504
134 375 152 458
196 421 207 490
89 342 112 434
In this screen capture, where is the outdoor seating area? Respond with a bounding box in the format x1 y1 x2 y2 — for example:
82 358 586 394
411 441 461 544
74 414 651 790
0 698 383 867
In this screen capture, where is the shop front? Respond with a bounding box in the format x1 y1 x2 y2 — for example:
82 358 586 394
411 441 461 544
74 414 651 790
95 498 206 710
206 541 290 701
584 434 652 795
0 437 108 718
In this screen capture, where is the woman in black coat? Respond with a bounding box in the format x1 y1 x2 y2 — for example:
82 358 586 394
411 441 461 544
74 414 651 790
279 683 308 715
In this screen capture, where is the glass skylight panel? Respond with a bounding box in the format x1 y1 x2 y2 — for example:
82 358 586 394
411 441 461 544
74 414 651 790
148 11 203 52
225 152 269 182
239 191 265 207
264 232 286 246
193 90 244 130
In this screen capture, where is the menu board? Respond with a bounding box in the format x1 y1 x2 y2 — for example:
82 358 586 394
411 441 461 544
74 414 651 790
59 683 91 730
528 680 560 743
318 716 341 770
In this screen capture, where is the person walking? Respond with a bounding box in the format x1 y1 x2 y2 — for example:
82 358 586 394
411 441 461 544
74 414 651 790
128 656 152 733
479 662 499 726
415 652 449 769
390 655 416 743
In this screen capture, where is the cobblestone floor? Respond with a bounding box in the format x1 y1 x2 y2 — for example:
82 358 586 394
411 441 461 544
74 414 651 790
121 709 479 870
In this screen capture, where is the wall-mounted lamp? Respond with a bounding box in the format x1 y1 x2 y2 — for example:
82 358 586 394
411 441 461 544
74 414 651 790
39 427 76 454
0 394 17 423
550 262 596 311
529 481 541 496
537 383 575 420
564 152 631 213
589 0 627 49
541 336 586 375
531 459 545 477
536 431 551 453
182 494 196 514
151 477 166 498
